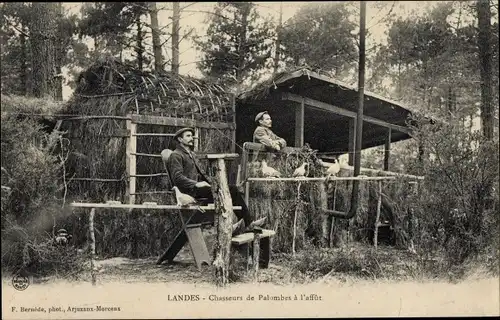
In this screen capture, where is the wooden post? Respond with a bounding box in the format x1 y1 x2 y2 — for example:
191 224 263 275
348 118 356 166
209 158 234 286
373 181 382 250
292 182 301 255
194 127 200 152
89 208 96 286
231 93 236 153
252 234 261 279
126 116 137 205
384 128 391 171
295 97 305 147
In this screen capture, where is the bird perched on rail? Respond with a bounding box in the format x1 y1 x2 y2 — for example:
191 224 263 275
54 229 72 246
261 160 281 178
319 158 341 183
173 186 205 212
292 162 309 178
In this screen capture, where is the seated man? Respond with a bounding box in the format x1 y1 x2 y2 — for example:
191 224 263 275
166 127 265 234
253 111 287 151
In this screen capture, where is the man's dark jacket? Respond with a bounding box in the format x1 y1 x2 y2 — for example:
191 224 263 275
167 145 209 196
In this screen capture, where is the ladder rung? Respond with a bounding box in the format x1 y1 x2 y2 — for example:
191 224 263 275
133 133 176 137
130 152 162 158
129 173 169 177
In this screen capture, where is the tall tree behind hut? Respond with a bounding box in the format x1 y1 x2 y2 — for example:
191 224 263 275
280 2 358 78
171 2 180 75
193 2 275 89
28 3 59 98
149 2 164 72
273 1 283 74
0 3 32 95
476 0 495 140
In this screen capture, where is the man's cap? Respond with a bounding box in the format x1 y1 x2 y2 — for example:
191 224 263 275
173 127 195 139
255 111 269 123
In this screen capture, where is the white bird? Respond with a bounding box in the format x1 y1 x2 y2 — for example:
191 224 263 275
292 162 308 178
326 158 341 177
261 160 281 178
172 186 204 212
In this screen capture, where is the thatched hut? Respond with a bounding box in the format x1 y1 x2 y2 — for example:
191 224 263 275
57 58 236 258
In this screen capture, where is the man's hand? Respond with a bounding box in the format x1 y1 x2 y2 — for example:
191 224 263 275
195 181 211 188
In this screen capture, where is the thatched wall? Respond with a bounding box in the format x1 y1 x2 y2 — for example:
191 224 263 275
57 58 235 257
244 146 416 252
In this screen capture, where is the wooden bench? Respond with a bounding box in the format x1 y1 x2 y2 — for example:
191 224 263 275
231 229 276 275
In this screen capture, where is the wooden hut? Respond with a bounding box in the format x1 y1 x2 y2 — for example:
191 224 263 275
57 58 236 258
235 68 424 250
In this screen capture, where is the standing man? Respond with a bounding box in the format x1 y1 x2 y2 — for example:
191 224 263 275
253 111 287 151
165 127 266 233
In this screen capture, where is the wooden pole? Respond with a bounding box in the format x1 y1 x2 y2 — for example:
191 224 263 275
126 117 137 205
194 127 200 152
89 208 96 286
373 181 382 249
292 182 301 255
252 233 261 279
384 128 391 171
348 118 356 166
210 158 234 286
295 97 305 147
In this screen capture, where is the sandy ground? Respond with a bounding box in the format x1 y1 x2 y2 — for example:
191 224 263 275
2 247 499 319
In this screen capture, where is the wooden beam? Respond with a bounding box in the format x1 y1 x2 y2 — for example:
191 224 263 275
295 97 305 147
282 92 412 134
348 118 356 166
384 128 391 171
70 202 242 210
231 93 236 153
130 114 235 130
126 116 137 205
248 176 398 182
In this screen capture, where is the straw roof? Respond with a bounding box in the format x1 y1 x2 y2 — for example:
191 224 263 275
64 57 233 122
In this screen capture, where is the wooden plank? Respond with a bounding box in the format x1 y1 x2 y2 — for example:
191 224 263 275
133 133 176 137
282 92 412 134
130 152 163 158
185 226 211 270
339 165 425 180
129 173 169 177
71 178 122 182
130 114 235 130
384 128 391 171
295 97 305 147
70 202 242 211
348 118 356 166
64 115 131 121
200 153 239 160
248 176 399 182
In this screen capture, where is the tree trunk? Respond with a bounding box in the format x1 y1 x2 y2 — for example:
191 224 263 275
136 16 144 71
273 1 283 74
236 4 250 88
19 29 28 95
171 2 180 75
54 2 64 101
149 2 164 72
29 2 58 99
477 0 494 140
